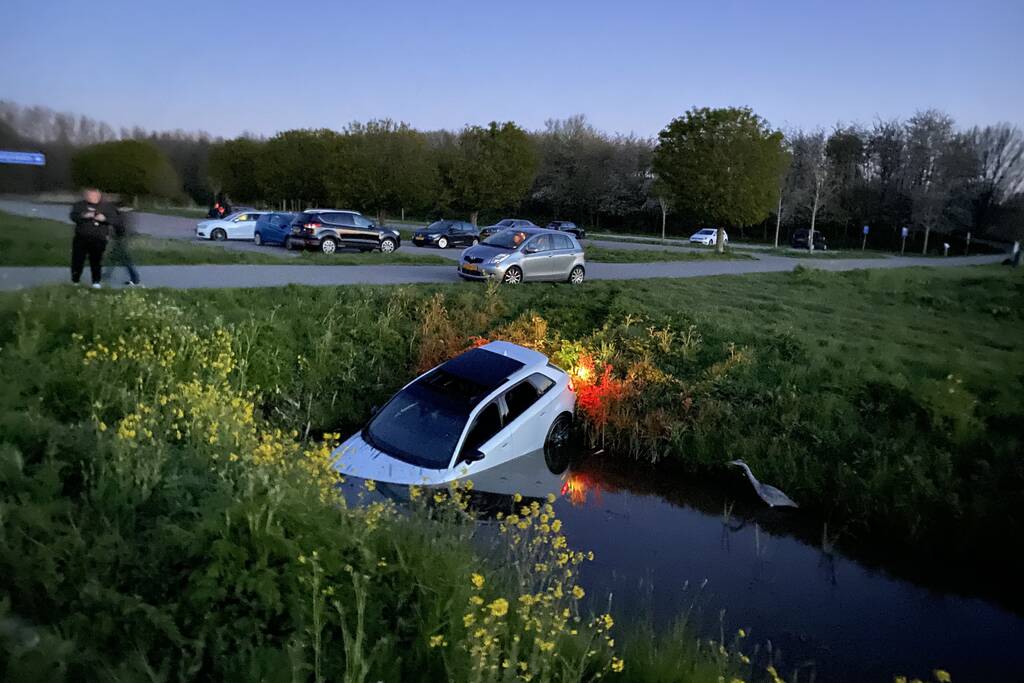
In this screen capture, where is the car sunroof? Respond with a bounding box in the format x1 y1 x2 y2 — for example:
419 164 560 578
434 348 525 395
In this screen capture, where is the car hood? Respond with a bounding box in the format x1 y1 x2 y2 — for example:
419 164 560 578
331 431 464 486
461 244 515 261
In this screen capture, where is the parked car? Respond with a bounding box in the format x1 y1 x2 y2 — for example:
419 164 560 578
331 341 576 485
689 228 729 246
790 229 828 250
546 221 586 240
253 212 296 246
195 210 265 241
286 209 401 254
412 220 480 249
459 228 586 284
478 218 538 241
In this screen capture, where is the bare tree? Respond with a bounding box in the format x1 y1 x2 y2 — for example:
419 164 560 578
789 130 838 251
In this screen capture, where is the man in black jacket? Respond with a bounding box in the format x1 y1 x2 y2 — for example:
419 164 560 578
69 188 118 288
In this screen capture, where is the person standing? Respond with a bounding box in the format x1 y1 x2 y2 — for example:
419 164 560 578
69 188 117 288
104 205 141 286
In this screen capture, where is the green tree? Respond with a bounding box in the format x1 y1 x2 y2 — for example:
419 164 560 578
259 129 338 208
653 107 788 252
208 137 264 203
327 120 438 223
446 122 538 225
71 139 180 200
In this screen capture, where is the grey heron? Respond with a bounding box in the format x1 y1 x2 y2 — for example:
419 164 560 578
727 459 799 508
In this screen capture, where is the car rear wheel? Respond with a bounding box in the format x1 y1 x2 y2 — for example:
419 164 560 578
544 413 574 474
253 232 263 246
321 238 338 255
437 237 448 249
380 238 397 253
502 266 523 284
211 228 227 241
568 265 585 284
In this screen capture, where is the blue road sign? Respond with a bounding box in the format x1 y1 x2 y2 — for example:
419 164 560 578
901 226 909 238
0 150 46 166
862 225 870 235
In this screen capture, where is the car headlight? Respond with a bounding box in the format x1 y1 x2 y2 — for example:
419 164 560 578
489 254 509 264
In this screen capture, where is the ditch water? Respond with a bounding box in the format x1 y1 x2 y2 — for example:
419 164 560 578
344 452 1024 681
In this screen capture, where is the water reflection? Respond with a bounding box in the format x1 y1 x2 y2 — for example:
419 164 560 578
339 451 1024 682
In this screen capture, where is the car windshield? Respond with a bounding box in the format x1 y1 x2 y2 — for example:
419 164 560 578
496 220 515 227
697 229 715 235
363 381 471 469
483 230 529 249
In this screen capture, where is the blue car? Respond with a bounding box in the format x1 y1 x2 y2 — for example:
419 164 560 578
253 212 296 246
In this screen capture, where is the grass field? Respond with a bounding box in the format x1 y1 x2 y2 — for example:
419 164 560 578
583 246 752 263
733 246 889 259
0 211 450 266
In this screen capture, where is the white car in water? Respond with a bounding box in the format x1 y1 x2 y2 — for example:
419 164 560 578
331 341 576 486
195 210 264 241
689 228 729 246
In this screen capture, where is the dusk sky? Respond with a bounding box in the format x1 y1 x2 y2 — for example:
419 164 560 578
3 0 1022 138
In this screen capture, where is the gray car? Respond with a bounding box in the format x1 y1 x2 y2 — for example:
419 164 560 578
457 227 586 284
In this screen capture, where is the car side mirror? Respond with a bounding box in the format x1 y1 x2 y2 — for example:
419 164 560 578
461 449 485 464
523 247 537 255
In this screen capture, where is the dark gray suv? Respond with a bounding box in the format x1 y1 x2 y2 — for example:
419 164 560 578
287 209 401 254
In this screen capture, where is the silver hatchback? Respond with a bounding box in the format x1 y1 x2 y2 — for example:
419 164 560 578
457 228 586 284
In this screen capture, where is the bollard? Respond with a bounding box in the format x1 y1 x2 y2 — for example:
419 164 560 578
943 243 950 257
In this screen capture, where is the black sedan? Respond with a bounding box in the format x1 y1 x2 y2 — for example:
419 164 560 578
791 229 828 250
412 220 480 249
546 221 586 240
479 218 537 241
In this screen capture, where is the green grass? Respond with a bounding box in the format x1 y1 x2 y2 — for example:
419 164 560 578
0 211 450 266
584 246 752 263
736 246 890 259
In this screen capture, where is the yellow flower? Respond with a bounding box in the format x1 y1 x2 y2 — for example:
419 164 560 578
488 598 509 617
600 613 614 630
463 613 476 627
298 555 307 564
546 493 556 503
471 573 485 589
513 493 523 502
611 657 624 673
572 585 585 600
738 628 746 638
364 479 377 492
933 671 951 683
429 634 446 648
470 596 484 606
98 421 107 432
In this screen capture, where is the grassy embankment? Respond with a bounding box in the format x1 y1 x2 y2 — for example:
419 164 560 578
0 286 752 681
0 211 449 266
0 265 1018 679
583 246 751 263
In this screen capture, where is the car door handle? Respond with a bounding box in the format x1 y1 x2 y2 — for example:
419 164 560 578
500 441 510 448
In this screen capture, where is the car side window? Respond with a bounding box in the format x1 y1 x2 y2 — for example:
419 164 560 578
461 403 503 458
526 235 552 252
234 214 248 222
353 215 373 228
503 380 539 424
555 235 573 250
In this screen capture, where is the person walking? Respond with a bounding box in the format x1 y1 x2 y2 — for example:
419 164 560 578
104 206 141 286
69 188 117 288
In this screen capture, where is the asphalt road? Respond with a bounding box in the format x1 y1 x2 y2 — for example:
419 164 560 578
0 199 1008 291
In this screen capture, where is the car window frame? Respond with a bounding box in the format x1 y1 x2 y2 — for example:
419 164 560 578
456 400 504 464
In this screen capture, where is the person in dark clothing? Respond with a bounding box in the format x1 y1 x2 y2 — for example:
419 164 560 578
104 206 141 286
69 188 119 288
208 193 232 219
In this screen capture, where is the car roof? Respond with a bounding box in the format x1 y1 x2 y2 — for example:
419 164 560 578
435 346 527 394
302 208 362 215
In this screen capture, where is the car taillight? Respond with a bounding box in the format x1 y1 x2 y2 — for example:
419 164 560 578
305 222 321 229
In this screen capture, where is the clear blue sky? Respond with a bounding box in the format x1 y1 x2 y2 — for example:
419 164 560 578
3 0 1022 138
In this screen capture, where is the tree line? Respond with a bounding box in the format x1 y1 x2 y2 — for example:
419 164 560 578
2 100 1021 248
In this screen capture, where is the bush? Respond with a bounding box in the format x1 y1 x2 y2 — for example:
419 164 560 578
71 140 180 200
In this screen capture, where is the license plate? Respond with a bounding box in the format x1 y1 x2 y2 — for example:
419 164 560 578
462 264 479 273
